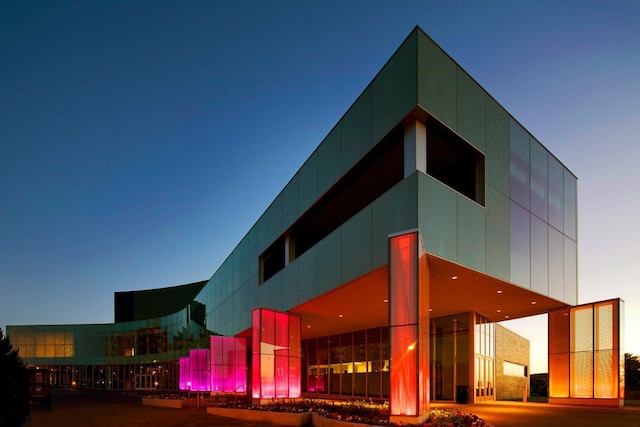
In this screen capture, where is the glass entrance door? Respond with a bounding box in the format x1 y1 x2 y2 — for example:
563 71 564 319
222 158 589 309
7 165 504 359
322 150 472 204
431 314 470 401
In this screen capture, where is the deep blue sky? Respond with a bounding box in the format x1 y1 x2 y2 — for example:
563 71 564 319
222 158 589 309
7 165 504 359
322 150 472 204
1 1 639 373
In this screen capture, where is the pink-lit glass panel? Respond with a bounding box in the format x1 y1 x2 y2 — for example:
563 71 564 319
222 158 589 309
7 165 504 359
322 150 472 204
251 308 301 400
275 354 289 398
179 357 190 390
252 353 261 398
262 309 275 347
275 312 289 348
289 357 301 398
252 309 262 398
233 338 247 365
210 336 247 393
189 349 210 391
235 362 247 393
211 364 223 392
212 336 224 365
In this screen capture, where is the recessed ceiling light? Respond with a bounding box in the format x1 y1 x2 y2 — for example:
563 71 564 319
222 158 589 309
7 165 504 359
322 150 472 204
429 308 433 312
339 314 343 318
505 315 510 319
307 325 311 328
452 275 458 280
496 309 501 313
497 290 503 294
531 301 537 305
383 299 388 303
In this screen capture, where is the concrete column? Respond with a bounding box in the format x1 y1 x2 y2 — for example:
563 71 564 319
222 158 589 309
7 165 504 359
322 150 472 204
404 120 427 178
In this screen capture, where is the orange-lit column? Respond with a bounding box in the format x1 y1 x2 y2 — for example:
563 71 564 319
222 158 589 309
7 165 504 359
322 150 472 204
251 308 301 402
389 230 429 424
548 299 625 406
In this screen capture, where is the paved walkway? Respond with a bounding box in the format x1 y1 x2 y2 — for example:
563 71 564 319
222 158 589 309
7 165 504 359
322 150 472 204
25 390 640 427
433 400 640 427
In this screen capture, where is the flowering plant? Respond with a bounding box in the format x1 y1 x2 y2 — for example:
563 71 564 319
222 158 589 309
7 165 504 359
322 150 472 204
225 399 484 426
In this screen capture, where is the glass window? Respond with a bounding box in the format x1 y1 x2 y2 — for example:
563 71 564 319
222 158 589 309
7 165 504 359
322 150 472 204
531 216 549 295
530 139 548 220
564 237 577 305
426 117 485 205
548 227 564 301
564 172 577 240
510 120 530 209
510 201 531 288
548 157 564 231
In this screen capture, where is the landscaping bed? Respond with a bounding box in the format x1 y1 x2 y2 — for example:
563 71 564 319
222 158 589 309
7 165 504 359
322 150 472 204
218 399 487 427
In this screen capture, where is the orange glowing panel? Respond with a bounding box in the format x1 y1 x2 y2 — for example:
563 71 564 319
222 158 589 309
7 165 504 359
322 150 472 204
390 233 417 327
418 249 429 413
251 308 301 399
389 232 419 416
390 325 418 415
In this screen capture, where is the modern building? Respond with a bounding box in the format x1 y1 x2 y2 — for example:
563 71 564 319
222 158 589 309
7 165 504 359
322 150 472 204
7 27 624 422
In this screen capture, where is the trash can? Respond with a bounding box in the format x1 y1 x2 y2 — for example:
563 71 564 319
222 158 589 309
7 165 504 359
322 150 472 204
456 385 468 404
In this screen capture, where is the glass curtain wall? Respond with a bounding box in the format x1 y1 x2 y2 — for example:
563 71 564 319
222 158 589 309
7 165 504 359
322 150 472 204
474 314 495 401
430 313 471 401
28 361 179 390
302 327 390 399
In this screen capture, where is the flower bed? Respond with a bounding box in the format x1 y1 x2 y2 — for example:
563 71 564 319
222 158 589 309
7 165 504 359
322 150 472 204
221 400 486 427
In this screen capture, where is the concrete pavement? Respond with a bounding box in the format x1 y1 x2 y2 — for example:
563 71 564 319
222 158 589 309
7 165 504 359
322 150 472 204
432 400 640 427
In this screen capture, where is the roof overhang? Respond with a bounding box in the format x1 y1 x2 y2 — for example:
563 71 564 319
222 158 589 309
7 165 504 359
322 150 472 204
292 254 569 340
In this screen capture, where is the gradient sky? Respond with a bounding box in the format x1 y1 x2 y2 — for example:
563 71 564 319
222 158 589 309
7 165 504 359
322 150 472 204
1 1 639 374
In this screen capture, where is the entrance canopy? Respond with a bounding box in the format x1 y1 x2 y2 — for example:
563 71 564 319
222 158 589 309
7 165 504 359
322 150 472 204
292 254 569 340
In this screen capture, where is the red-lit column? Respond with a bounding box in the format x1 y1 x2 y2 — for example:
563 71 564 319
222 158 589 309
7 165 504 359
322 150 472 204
389 230 429 424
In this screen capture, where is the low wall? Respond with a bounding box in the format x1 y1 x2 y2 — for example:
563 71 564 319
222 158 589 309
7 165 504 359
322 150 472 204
310 412 371 427
207 407 311 426
141 398 185 409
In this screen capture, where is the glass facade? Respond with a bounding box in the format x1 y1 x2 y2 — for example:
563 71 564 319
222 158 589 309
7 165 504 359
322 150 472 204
509 118 577 305
7 306 211 391
303 327 390 399
474 314 495 400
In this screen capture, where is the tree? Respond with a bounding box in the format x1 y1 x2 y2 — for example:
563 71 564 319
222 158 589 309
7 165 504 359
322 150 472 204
626 353 640 391
0 328 30 425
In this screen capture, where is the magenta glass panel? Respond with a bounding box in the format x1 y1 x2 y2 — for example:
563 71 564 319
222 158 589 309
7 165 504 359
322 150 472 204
222 337 235 364
275 312 289 348
210 336 247 393
288 356 301 398
212 336 224 365
211 364 225 392
233 338 246 366
179 357 190 390
252 353 261 398
189 349 210 391
275 354 289 398
252 309 261 355
262 309 275 346
252 309 262 398
235 363 247 393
